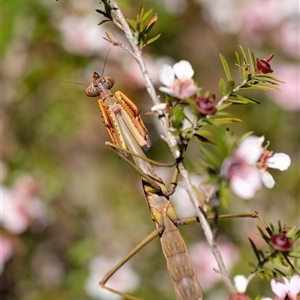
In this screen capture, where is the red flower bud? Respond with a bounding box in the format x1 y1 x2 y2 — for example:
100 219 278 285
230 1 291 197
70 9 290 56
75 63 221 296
229 293 251 300
256 53 275 74
270 233 293 251
195 96 216 115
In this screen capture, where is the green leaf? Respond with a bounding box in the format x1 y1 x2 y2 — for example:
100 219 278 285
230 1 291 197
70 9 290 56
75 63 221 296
249 238 263 263
193 133 213 143
142 8 153 22
234 94 260 104
226 79 235 95
145 33 161 45
126 18 136 31
200 146 221 168
219 54 232 80
241 85 281 91
234 131 255 145
257 226 271 243
235 50 243 82
219 78 227 95
254 74 285 83
219 180 230 208
217 102 232 111
215 111 230 117
171 105 185 128
288 251 300 259
211 117 242 125
291 228 300 242
239 45 248 65
227 98 249 104
248 48 256 72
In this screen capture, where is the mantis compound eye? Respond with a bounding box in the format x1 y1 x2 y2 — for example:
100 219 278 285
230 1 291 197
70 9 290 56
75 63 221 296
103 77 115 89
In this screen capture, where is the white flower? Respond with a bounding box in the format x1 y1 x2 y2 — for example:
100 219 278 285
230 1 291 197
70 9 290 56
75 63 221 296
258 152 291 188
159 60 197 99
221 136 264 199
233 274 255 293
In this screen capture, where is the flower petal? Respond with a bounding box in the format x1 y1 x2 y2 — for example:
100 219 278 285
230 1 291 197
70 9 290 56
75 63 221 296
270 278 288 297
233 275 248 293
158 86 176 97
159 64 175 87
173 60 194 80
289 275 300 296
267 153 291 171
237 136 264 164
230 169 262 199
261 171 275 188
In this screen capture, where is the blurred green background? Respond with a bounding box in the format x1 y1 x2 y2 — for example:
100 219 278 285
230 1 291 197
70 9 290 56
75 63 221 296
2 0 299 299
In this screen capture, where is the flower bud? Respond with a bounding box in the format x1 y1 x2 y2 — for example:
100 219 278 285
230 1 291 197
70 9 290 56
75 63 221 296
229 293 251 300
256 53 275 74
270 233 293 251
195 96 216 115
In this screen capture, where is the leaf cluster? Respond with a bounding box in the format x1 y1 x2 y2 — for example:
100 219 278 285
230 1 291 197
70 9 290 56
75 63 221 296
248 223 300 279
126 6 161 49
219 46 283 105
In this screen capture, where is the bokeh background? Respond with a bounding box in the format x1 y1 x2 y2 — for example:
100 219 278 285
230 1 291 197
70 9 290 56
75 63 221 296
2 0 299 299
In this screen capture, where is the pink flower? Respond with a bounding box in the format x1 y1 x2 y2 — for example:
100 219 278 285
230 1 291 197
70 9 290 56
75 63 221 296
1 174 47 234
221 136 264 199
189 239 240 291
85 255 140 300
159 60 197 99
221 136 291 198
262 275 300 300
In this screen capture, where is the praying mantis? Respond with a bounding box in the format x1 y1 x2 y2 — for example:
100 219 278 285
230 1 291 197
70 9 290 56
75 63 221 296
86 72 203 300
85 72 267 299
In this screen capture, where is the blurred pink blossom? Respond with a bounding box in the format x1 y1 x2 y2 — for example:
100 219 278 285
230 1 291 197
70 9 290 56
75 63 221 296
261 275 300 300
272 20 300 59
85 255 140 300
0 235 14 274
189 239 240 291
56 14 107 55
269 64 300 111
159 60 197 99
195 0 298 48
1 174 47 234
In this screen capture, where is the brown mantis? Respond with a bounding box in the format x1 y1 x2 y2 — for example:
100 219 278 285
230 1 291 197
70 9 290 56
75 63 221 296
86 72 203 300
